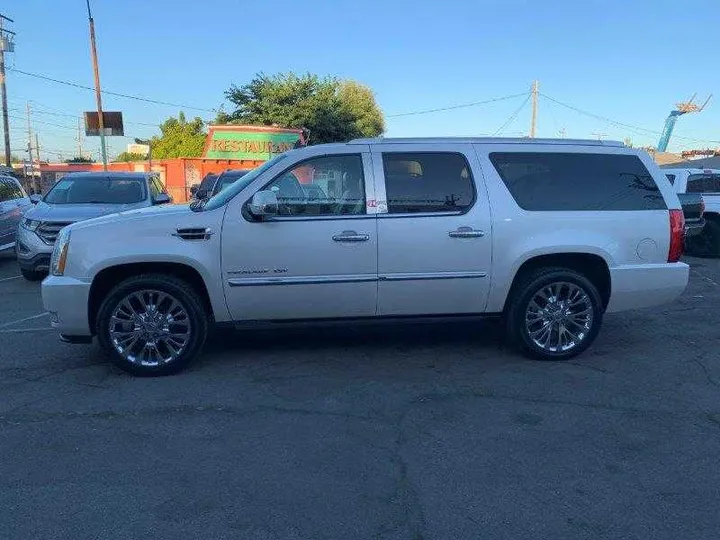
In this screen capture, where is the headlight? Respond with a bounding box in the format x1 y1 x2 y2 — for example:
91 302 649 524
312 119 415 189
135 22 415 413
50 228 71 276
21 218 41 231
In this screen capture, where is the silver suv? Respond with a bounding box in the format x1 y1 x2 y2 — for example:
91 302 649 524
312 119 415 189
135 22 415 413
42 138 689 375
0 175 32 253
17 172 171 280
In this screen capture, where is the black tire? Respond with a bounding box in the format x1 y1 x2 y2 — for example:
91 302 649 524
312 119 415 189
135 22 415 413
21 268 45 282
505 267 603 361
686 219 720 258
96 274 208 376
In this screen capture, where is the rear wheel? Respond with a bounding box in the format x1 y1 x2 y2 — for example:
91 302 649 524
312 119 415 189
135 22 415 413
686 218 720 258
506 267 603 360
96 274 208 376
20 268 45 282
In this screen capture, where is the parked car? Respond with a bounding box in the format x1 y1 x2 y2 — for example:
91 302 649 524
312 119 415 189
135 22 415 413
0 175 33 252
42 137 689 375
190 169 250 201
673 188 705 238
663 167 720 256
17 172 172 281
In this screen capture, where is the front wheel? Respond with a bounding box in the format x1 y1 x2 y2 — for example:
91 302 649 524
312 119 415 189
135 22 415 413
506 267 603 360
96 274 209 376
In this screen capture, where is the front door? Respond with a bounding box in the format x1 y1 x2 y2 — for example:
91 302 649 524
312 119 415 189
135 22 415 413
371 144 493 315
221 148 378 321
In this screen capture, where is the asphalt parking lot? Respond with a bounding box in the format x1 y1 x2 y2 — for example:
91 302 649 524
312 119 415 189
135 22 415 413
1 251 719 540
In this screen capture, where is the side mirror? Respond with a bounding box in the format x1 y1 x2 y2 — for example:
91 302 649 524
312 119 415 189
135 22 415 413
153 193 172 205
248 190 278 219
29 194 41 204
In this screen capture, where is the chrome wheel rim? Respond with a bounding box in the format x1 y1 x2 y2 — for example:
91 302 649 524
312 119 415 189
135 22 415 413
109 289 191 366
525 282 593 353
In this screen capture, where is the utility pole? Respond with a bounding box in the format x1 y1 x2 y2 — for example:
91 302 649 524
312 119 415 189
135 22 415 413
35 132 40 164
530 80 539 138
86 0 107 170
26 101 38 192
76 117 83 159
0 14 14 166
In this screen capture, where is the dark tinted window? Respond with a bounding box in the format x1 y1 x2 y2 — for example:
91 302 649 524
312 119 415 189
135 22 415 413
148 176 161 198
489 152 666 211
665 174 676 185
687 174 720 193
382 152 474 214
214 170 248 195
45 176 147 205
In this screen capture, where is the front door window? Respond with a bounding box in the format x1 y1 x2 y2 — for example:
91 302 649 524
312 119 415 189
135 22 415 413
265 154 366 216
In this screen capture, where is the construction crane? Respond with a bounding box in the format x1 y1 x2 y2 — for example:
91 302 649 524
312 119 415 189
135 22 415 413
656 93 712 152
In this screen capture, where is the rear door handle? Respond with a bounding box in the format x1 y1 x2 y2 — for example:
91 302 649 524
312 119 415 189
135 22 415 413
449 227 485 239
333 230 370 243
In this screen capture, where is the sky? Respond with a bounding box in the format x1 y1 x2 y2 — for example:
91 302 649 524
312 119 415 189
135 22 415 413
3 0 720 161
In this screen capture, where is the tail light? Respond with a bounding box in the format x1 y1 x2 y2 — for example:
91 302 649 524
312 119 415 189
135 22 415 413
668 209 685 263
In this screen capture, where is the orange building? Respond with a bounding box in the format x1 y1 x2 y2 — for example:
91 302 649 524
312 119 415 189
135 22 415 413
38 125 305 202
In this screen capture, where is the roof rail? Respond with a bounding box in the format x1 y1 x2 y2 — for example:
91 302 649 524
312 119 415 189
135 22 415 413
348 137 625 147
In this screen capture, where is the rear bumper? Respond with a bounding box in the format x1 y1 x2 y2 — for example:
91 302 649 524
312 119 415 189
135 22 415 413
42 275 92 336
606 262 689 313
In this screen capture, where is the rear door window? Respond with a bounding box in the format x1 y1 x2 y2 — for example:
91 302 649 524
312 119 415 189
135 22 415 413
382 152 475 214
686 174 720 193
489 152 666 211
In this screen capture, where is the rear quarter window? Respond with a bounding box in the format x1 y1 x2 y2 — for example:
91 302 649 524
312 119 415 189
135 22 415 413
489 152 667 211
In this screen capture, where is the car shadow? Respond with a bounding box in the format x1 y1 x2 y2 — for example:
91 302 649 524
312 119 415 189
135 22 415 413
199 317 511 370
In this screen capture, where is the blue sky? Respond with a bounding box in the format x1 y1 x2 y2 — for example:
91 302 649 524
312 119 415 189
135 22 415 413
4 0 720 160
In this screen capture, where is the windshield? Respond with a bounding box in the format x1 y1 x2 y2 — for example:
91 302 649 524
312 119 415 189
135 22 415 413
213 171 249 195
44 176 147 205
202 155 288 211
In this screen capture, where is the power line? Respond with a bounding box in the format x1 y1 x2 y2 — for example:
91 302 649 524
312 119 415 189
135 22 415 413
8 113 75 130
8 67 217 113
493 94 531 136
540 92 720 145
387 92 528 118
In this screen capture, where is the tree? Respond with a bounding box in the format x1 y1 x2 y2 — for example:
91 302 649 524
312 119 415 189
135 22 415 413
64 156 94 163
115 152 147 162
150 112 206 159
222 72 385 144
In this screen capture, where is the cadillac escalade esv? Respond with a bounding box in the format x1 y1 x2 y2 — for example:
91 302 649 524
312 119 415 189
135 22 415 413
42 138 689 375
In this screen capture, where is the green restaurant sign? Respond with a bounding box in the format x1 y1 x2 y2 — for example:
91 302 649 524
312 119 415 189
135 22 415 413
203 125 304 161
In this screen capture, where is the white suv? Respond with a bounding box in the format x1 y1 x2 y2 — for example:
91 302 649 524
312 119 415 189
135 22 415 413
42 138 689 375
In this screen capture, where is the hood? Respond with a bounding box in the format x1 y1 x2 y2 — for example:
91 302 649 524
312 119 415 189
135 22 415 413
26 201 149 223
68 203 193 230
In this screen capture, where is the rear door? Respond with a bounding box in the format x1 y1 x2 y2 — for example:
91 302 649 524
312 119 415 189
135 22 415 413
372 143 493 315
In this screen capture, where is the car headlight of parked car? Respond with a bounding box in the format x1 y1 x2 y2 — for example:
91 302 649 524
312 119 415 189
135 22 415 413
21 218 41 231
50 228 71 276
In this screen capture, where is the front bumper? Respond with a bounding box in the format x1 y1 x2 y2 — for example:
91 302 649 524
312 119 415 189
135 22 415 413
42 275 92 337
16 226 53 271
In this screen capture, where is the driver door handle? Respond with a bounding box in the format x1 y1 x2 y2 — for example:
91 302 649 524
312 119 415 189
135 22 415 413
332 230 370 243
449 227 485 239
